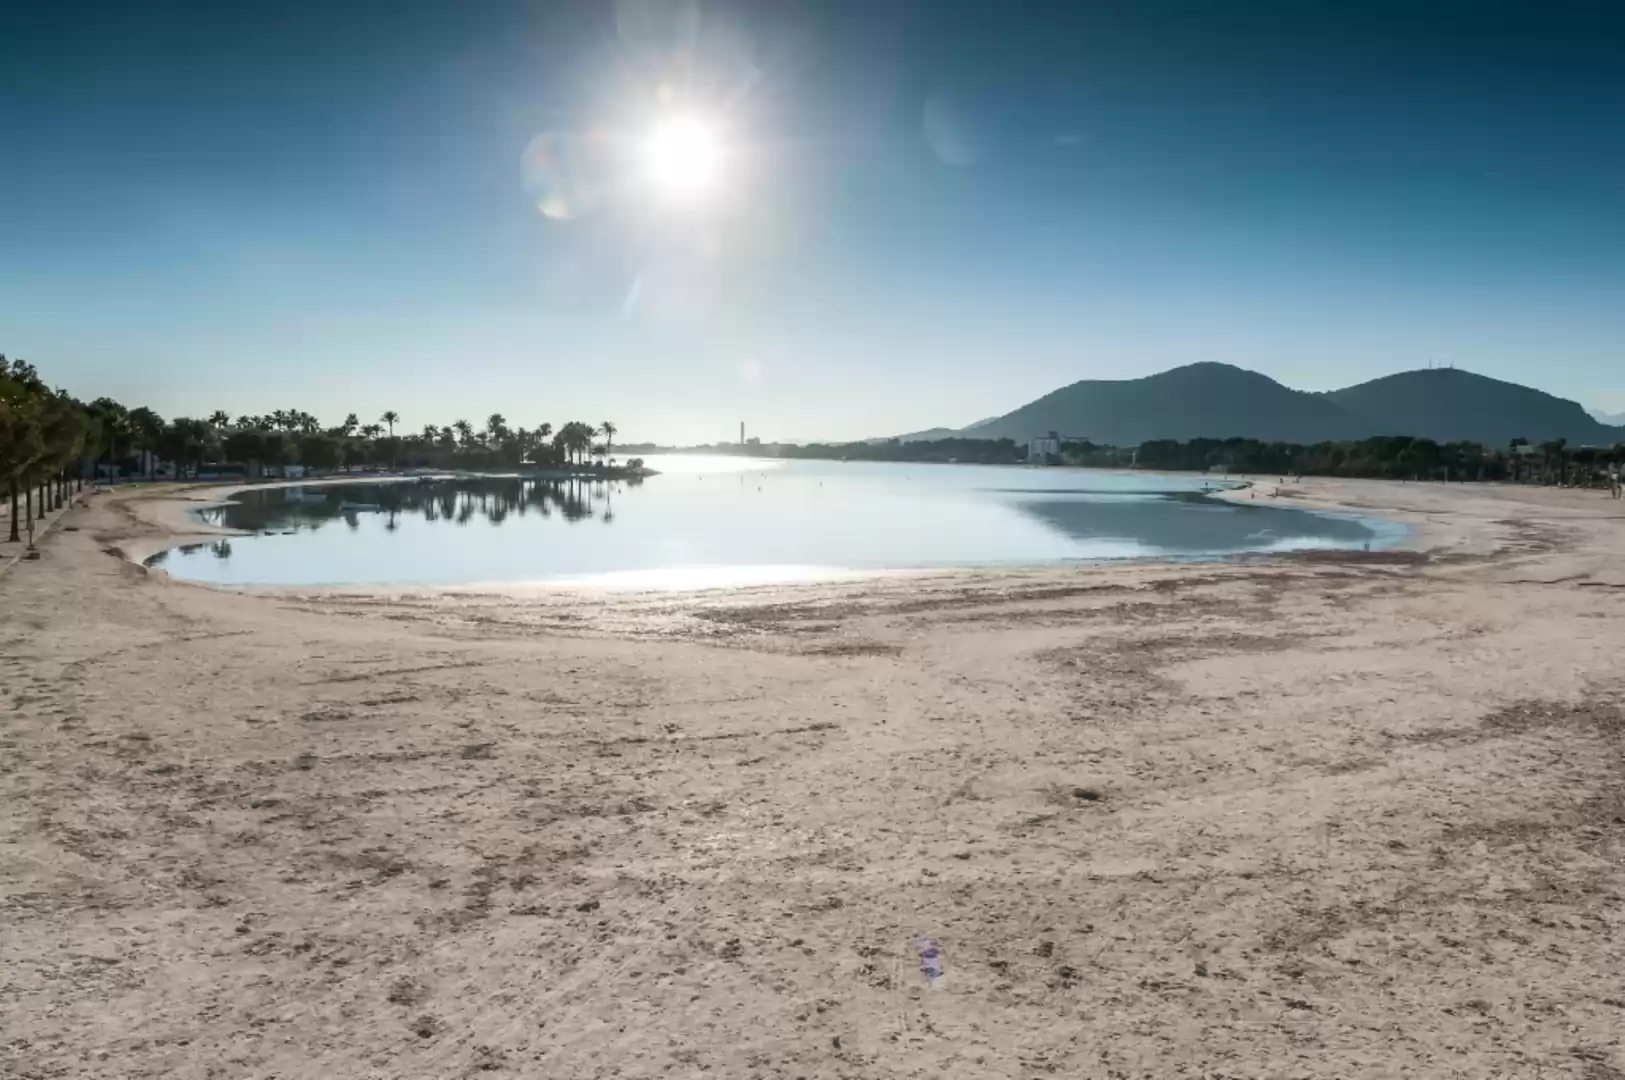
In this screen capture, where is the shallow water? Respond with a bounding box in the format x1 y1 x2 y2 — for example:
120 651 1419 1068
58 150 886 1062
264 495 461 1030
149 456 1393 587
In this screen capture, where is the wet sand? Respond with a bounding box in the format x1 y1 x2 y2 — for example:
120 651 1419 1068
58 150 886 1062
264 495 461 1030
3 478 1623 1078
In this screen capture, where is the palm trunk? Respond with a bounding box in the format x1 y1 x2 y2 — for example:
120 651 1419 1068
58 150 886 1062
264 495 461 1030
37 481 46 519
25 484 33 527
7 480 19 543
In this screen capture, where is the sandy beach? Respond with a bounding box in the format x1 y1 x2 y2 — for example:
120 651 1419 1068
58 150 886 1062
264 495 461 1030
3 477 1623 1079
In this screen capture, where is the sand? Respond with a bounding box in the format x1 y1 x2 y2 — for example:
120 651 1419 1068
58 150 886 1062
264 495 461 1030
3 477 1623 1079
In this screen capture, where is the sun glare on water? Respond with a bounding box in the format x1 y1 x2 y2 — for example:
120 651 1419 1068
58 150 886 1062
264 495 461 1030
643 114 721 202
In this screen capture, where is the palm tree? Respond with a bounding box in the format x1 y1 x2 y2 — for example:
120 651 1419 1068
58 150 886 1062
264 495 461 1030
208 410 231 430
127 406 165 478
361 423 383 439
557 423 581 466
600 421 617 462
381 410 399 437
87 397 129 481
453 419 475 448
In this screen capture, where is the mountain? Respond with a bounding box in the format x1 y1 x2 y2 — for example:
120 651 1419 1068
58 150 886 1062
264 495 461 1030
1590 408 1625 427
922 363 1625 448
957 363 1375 445
896 417 1000 443
1325 368 1625 446
889 427 962 444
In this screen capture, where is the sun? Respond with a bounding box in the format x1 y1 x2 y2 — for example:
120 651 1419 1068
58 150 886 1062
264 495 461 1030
642 114 721 201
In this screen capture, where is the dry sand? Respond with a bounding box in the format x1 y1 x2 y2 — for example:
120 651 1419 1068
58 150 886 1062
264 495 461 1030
3 477 1623 1079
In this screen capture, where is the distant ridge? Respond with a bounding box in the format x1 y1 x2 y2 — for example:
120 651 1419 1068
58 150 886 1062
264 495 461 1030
909 363 1624 447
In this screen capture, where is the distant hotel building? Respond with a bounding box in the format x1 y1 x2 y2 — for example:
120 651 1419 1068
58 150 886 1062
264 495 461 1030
1028 431 1084 463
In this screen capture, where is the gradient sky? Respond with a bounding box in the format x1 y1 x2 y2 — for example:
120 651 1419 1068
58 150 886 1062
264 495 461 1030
4 0 1624 443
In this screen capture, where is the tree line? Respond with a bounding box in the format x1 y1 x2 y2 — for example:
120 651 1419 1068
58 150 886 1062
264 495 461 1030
2 353 637 542
768 436 1027 465
1079 435 1625 485
721 432 1625 487
2 356 98 541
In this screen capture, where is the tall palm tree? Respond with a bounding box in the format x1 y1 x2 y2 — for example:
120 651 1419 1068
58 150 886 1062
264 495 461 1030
600 421 617 461
381 410 399 437
127 406 164 478
453 419 475 449
87 397 129 481
208 410 231 430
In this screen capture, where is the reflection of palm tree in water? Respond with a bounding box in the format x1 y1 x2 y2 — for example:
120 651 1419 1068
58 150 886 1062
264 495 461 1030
211 477 640 534
559 477 592 522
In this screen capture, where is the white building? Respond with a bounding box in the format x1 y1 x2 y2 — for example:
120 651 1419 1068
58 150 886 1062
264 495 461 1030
1029 431 1087 464
1028 433 1062 461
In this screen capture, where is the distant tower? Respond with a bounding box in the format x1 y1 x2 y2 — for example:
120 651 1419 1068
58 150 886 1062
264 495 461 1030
740 422 745 446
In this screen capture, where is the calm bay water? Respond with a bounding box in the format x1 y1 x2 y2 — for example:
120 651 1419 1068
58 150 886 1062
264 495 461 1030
149 455 1393 587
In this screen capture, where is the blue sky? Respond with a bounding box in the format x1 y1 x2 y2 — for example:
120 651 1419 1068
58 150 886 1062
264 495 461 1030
4 0 1624 443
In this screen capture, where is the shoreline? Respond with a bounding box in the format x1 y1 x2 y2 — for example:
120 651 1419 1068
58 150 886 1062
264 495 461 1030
5 478 1625 1077
113 469 654 568
109 474 453 566
118 469 1433 591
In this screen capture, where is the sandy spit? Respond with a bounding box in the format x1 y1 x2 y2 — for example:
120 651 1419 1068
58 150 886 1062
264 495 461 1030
2 478 1623 1079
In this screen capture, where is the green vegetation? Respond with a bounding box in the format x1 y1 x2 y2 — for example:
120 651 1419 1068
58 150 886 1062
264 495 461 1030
1 353 637 543
2 356 98 542
693 432 1623 489
1060 435 1625 486
771 437 1026 465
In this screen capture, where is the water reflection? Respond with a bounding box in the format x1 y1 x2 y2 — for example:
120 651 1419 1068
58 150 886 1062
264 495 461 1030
197 476 639 536
1010 490 1373 552
149 461 1390 588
